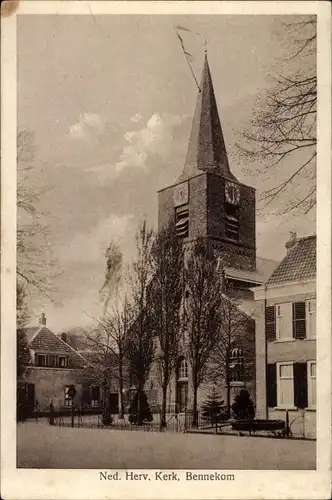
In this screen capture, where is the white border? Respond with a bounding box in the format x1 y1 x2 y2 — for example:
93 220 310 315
1 2 331 499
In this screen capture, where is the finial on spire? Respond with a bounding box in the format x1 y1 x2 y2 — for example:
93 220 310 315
204 32 208 55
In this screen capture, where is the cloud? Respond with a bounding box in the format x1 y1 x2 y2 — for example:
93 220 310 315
130 113 142 123
69 112 107 141
115 112 185 171
59 213 136 265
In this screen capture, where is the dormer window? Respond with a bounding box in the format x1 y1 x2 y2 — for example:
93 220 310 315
35 353 68 368
225 203 239 241
58 356 68 368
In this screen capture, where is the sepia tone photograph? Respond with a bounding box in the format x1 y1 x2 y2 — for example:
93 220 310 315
1 2 331 499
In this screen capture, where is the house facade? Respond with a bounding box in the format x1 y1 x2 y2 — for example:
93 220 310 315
253 234 316 438
22 314 103 412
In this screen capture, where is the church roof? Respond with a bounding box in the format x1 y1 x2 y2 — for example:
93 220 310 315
178 54 238 183
225 257 279 285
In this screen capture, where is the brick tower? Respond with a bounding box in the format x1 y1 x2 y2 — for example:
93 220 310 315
158 54 256 276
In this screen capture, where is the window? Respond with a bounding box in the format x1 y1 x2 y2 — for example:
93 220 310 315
64 386 74 406
58 356 68 368
230 348 244 383
47 354 56 367
175 207 189 238
36 354 46 367
277 363 294 407
276 303 293 340
293 302 306 339
91 386 100 407
306 300 316 338
178 358 188 380
225 203 239 241
307 361 316 408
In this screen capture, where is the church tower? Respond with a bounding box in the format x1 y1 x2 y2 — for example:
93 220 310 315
158 54 256 273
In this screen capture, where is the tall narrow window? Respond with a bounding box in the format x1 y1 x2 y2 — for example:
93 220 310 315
175 207 189 238
179 358 188 379
276 303 293 340
293 302 306 339
224 203 239 241
230 348 244 383
277 363 294 407
307 361 316 408
306 299 316 338
64 386 74 406
91 386 100 407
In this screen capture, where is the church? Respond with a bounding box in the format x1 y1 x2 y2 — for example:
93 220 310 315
147 54 278 416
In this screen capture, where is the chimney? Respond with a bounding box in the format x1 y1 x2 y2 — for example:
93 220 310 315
39 312 46 326
60 332 68 344
285 231 297 253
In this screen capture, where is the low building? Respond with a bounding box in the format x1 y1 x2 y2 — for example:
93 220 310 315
253 233 316 438
21 314 101 412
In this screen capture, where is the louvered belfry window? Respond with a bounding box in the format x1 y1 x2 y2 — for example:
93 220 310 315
293 302 306 339
225 203 239 241
175 206 189 238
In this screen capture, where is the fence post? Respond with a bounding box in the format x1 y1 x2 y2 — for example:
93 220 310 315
71 401 74 428
49 402 55 426
285 410 290 437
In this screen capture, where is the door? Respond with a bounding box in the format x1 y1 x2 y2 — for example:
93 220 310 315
176 381 188 413
109 393 119 414
26 384 35 414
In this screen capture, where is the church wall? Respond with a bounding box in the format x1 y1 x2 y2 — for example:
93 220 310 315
188 174 207 239
158 186 174 230
206 173 225 239
238 184 256 268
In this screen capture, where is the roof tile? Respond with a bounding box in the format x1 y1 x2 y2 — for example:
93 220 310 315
267 235 316 285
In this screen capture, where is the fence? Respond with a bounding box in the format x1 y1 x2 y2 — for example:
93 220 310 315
24 406 315 439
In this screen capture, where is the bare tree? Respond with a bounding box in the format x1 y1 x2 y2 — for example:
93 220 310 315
184 239 224 426
208 295 255 417
84 296 133 418
17 130 59 300
125 221 155 421
238 16 316 214
150 223 184 429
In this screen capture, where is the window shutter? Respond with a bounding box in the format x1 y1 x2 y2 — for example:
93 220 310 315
265 306 276 342
293 362 308 409
267 364 277 408
293 302 306 339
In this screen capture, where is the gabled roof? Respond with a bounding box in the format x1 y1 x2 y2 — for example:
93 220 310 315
23 326 42 343
177 54 237 183
24 326 89 369
267 235 316 285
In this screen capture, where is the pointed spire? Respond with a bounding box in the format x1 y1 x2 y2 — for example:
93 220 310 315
179 55 237 182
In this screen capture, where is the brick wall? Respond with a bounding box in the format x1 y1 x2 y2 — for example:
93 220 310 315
25 367 91 410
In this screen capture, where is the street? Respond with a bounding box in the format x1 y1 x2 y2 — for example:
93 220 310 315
17 421 316 470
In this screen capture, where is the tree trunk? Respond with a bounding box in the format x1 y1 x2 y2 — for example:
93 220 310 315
118 357 125 419
192 385 198 428
226 380 231 419
160 383 168 430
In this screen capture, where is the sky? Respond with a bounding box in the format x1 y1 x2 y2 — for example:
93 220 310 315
17 14 316 332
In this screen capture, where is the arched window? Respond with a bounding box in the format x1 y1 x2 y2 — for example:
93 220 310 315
178 357 188 380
